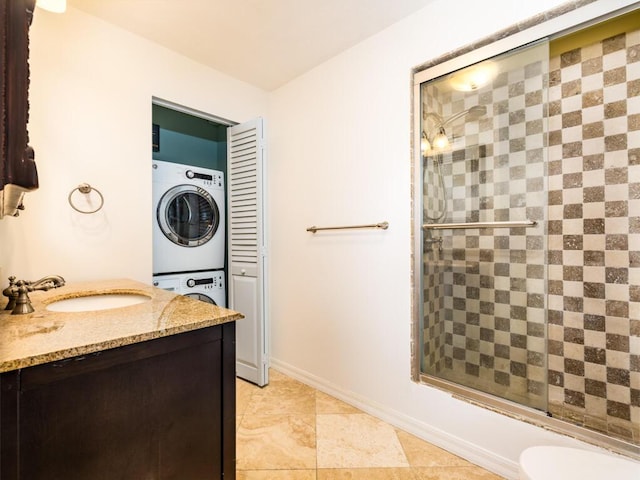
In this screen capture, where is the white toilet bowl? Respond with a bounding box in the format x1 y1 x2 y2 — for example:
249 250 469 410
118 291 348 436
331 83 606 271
519 446 639 480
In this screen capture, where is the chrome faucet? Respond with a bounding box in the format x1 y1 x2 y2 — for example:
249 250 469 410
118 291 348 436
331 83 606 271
3 275 66 315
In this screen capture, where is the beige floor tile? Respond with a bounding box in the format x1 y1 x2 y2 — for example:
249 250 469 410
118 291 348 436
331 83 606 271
316 391 362 414
244 370 317 415
316 413 409 468
267 369 315 392
237 414 317 470
268 369 292 382
245 386 317 415
244 372 317 415
237 378 261 416
238 470 316 480
413 466 504 480
395 430 471 467
237 371 502 480
318 467 419 479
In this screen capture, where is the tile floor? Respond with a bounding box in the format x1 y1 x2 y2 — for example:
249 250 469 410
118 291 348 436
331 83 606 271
236 370 505 479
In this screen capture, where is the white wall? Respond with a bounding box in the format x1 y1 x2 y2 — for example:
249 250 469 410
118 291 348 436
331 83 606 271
0 6 267 283
2 1 638 478
267 0 639 477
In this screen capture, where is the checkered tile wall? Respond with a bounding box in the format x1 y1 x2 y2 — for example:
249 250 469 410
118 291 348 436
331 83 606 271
421 28 639 445
546 29 639 443
422 44 549 411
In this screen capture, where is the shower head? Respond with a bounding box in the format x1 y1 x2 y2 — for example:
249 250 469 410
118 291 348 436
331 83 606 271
465 105 487 120
440 105 487 128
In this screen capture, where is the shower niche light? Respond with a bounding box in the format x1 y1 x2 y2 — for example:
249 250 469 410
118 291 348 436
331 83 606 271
448 62 497 91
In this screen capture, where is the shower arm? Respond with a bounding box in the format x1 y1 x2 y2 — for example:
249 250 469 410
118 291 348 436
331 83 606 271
423 106 487 140
439 109 470 128
422 112 445 140
422 112 458 147
423 110 469 130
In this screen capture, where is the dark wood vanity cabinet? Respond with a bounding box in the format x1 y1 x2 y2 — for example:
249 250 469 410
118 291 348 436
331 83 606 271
0 323 236 480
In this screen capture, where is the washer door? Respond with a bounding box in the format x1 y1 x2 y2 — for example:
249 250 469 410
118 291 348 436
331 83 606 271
157 185 220 247
185 293 216 305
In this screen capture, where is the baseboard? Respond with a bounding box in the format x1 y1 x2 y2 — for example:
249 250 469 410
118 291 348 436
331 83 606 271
270 358 520 479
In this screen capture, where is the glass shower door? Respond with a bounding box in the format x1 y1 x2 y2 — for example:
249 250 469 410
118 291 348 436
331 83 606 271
418 42 549 411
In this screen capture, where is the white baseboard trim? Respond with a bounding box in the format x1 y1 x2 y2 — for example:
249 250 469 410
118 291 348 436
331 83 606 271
269 358 520 479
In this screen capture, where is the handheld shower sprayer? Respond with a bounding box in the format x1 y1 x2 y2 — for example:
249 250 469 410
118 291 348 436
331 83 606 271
441 105 487 127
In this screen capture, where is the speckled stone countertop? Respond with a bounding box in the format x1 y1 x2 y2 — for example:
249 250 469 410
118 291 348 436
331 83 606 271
0 278 243 373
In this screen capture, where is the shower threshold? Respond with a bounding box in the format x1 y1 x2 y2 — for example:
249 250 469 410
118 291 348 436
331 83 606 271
418 373 640 461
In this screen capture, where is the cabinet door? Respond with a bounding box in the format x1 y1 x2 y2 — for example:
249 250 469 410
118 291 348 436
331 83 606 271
8 329 224 480
228 118 268 386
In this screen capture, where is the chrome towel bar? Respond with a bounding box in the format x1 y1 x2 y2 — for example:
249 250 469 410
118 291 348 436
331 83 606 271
307 221 389 233
423 220 537 230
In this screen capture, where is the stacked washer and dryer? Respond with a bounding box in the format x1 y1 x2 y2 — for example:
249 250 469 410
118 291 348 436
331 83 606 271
152 160 226 307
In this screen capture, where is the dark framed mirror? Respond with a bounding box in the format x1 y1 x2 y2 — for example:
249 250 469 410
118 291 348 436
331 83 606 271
0 0 39 218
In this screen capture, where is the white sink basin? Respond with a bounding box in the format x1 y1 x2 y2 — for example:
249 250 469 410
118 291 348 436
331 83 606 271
45 293 151 312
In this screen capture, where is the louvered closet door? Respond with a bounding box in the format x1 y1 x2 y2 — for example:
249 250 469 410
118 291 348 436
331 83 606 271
228 118 268 386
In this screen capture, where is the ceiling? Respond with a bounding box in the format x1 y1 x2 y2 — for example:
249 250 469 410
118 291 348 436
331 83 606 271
66 0 435 91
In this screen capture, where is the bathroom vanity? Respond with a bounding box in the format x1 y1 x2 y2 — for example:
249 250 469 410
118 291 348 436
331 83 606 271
0 279 243 480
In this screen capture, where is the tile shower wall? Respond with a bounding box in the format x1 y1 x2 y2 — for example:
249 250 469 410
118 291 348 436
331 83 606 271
546 28 639 443
422 83 447 375
421 46 549 411
422 27 639 445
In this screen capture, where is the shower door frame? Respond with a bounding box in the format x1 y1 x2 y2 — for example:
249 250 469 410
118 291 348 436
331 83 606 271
411 41 554 426
410 0 640 459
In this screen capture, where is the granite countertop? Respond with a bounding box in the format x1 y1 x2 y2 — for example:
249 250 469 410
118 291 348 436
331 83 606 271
0 278 243 373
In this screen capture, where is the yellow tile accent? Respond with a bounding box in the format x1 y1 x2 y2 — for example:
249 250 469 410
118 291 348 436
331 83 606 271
550 9 640 57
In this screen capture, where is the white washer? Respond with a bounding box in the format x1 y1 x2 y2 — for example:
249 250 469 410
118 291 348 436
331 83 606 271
153 160 225 274
153 270 226 307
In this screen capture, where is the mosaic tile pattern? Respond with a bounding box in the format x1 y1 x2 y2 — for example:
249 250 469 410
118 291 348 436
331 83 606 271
421 26 639 445
546 28 640 443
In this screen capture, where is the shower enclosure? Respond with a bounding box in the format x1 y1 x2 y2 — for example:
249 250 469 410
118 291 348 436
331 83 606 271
413 5 640 456
416 41 549 412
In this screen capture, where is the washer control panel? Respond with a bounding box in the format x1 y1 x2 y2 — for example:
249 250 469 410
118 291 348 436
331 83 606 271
185 273 224 291
184 169 224 188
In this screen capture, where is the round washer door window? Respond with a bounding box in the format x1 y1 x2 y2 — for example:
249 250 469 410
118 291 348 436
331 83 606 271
157 185 220 247
186 293 216 305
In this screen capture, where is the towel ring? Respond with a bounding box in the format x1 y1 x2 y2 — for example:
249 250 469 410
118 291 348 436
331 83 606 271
68 183 104 214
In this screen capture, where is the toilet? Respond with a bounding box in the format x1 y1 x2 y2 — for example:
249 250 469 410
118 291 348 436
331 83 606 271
519 446 639 480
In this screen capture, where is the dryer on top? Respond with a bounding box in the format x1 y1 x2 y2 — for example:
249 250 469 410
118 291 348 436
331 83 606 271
153 160 225 274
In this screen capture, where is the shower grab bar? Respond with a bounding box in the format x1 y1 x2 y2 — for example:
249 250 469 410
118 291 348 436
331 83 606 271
423 220 537 230
307 221 389 233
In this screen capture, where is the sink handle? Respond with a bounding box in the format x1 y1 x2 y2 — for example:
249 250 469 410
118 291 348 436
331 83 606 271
5 275 66 315
3 276 17 311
